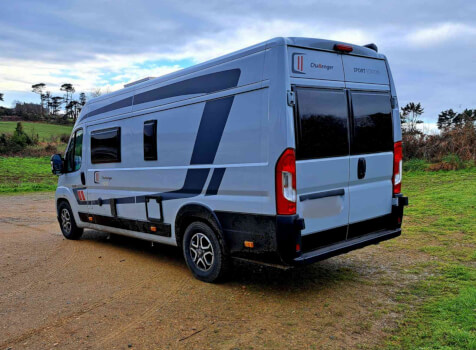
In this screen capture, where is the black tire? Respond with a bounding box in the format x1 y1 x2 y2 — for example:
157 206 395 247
57 201 83 240
182 221 230 283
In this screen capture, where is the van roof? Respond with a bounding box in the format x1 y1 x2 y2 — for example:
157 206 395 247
86 37 384 105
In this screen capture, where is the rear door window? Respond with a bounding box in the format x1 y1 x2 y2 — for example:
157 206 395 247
350 92 393 154
294 88 349 160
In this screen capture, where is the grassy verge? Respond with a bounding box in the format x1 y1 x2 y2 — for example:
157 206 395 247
386 167 476 349
0 156 57 193
0 121 72 142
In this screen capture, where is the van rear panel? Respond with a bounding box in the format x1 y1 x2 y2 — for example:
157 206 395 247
288 44 396 244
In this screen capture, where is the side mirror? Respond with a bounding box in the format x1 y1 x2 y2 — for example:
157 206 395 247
51 154 64 175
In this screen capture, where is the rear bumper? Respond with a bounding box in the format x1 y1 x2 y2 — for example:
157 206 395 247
217 194 408 267
292 227 401 266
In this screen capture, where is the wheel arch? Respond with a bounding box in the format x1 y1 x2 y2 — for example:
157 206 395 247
56 197 70 215
175 203 225 250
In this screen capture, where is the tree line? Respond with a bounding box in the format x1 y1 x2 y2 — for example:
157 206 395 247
31 83 87 123
399 102 475 134
399 102 475 165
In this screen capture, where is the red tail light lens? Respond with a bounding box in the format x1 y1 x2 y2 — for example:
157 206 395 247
393 141 402 194
334 44 353 52
276 148 297 215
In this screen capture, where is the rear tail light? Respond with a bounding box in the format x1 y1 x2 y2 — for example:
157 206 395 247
393 141 402 194
276 148 297 215
334 44 353 52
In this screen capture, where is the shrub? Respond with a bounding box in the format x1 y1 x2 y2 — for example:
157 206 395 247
59 133 70 143
403 158 428 172
0 122 39 154
45 143 58 153
427 154 467 171
403 123 476 163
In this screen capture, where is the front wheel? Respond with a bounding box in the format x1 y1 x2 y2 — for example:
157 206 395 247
58 201 83 240
182 221 229 283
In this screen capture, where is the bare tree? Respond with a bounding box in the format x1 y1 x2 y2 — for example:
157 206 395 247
90 88 102 98
90 86 111 99
0 93 3 102
32 83 46 116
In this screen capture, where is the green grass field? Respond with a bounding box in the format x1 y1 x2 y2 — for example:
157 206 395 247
0 156 57 193
387 168 476 349
0 121 72 142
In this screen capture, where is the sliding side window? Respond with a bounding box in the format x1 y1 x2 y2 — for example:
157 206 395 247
143 120 157 161
294 88 349 160
91 127 121 164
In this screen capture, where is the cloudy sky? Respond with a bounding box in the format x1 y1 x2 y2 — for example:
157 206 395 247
1 0 475 130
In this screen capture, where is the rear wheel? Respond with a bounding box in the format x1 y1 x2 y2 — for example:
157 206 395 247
182 221 229 283
58 201 83 240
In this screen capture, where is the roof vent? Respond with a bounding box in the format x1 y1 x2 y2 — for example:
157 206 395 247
124 77 156 88
364 43 378 52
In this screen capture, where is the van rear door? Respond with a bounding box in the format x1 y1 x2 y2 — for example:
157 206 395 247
294 87 350 241
343 55 394 237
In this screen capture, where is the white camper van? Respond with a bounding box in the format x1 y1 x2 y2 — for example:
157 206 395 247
51 37 408 282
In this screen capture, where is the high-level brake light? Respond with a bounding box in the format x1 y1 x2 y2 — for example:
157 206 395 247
393 141 403 194
334 44 353 53
276 148 297 215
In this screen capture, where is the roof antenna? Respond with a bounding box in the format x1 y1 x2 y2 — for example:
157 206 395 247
364 43 378 52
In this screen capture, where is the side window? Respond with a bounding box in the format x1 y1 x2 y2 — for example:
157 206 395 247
73 129 83 171
294 88 349 160
64 129 83 172
351 92 393 155
91 127 121 164
143 120 157 161
64 134 75 173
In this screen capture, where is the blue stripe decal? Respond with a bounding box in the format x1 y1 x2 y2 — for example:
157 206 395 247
134 69 240 106
78 92 237 206
205 168 226 196
136 168 210 203
191 97 234 165
80 69 240 122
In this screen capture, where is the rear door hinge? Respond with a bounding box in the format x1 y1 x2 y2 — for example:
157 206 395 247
390 96 397 109
287 90 296 107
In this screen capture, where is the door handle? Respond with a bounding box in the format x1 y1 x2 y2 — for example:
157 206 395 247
358 158 366 179
80 172 86 185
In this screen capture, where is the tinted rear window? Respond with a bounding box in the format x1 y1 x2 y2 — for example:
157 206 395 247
91 127 121 164
351 92 393 154
294 88 349 160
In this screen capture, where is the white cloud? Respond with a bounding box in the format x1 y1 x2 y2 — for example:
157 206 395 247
407 23 476 47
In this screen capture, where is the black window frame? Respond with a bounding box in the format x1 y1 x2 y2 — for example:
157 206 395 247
90 127 121 164
293 86 351 160
143 120 158 161
64 128 83 173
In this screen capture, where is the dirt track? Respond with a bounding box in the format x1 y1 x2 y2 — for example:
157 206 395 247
0 193 417 349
